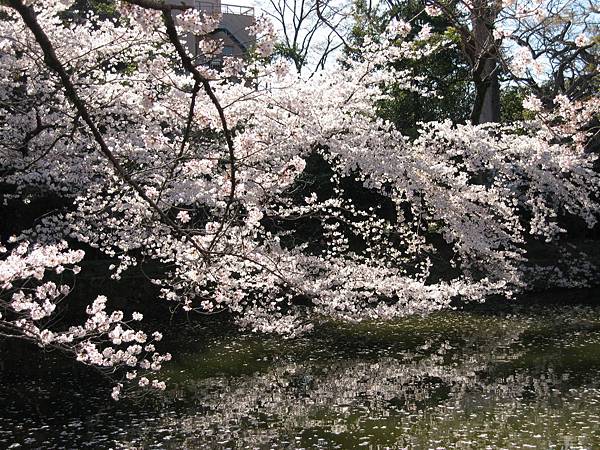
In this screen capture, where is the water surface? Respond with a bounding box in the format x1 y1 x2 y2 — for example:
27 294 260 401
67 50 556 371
2 304 600 449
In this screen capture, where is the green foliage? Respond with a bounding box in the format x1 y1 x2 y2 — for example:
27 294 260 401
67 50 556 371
443 26 462 44
349 0 473 137
60 0 120 25
273 42 305 71
500 86 531 123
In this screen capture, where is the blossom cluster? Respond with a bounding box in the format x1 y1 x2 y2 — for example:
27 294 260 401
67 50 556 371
0 0 598 363
0 241 169 400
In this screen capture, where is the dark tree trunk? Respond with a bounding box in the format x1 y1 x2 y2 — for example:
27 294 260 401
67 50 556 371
470 58 500 124
469 0 501 125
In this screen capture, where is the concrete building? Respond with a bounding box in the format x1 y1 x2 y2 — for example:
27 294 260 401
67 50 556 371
171 0 255 67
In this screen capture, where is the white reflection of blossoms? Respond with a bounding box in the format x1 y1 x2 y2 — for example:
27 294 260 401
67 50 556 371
152 320 531 447
1 1 599 351
112 311 600 448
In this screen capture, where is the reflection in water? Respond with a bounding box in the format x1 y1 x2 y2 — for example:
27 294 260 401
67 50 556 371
2 306 600 449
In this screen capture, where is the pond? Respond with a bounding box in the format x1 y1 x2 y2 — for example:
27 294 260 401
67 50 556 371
1 302 600 449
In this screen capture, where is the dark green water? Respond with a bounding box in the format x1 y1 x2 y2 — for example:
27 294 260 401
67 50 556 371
2 304 600 449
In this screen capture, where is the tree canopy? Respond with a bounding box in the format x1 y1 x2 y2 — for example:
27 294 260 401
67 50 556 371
0 0 598 398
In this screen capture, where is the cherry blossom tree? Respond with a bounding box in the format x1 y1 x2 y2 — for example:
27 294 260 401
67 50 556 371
0 241 170 400
0 0 598 397
375 0 599 123
499 0 599 103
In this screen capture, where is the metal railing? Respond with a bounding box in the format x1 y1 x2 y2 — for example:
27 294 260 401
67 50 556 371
196 2 254 16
